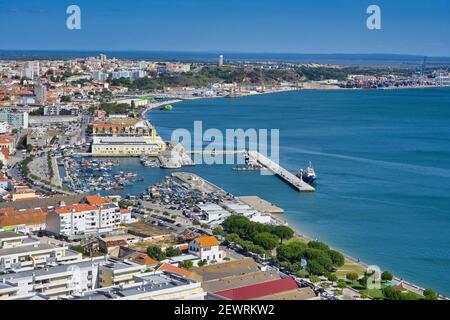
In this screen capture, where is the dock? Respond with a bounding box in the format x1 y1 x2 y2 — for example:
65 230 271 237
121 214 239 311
248 151 315 192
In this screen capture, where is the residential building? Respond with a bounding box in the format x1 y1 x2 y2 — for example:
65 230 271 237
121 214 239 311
34 83 47 105
72 271 205 300
0 258 103 299
46 198 125 236
0 109 29 129
98 258 146 287
0 231 82 272
24 61 39 80
188 236 224 263
0 207 47 233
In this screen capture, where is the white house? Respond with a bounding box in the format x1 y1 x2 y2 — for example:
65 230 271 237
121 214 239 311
188 236 224 264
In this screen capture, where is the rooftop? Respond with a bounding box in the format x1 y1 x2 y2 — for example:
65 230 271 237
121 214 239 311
215 277 299 300
192 235 220 248
190 258 260 282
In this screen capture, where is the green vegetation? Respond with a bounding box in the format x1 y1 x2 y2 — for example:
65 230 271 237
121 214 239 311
146 245 166 261
276 240 345 276
111 65 356 91
253 232 279 250
346 272 359 282
118 200 133 208
221 216 296 256
165 246 181 257
381 271 393 281
70 245 84 254
99 102 133 116
337 279 347 288
423 288 438 300
181 260 193 269
198 259 208 267
47 153 54 180
309 275 320 283
29 107 44 116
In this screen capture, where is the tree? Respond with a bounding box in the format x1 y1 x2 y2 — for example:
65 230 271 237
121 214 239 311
296 269 309 278
198 259 208 267
382 287 403 300
146 245 166 261
308 240 330 251
26 144 33 152
253 232 279 250
309 275 320 283
165 246 181 257
272 225 294 243
337 279 347 289
181 260 193 269
328 250 345 267
327 274 338 282
346 272 359 282
213 226 225 237
381 271 393 281
423 288 437 300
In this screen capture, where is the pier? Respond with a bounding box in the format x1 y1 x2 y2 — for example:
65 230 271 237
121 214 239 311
248 151 315 192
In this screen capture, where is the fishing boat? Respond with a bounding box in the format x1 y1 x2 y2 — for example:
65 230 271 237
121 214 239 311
296 161 317 185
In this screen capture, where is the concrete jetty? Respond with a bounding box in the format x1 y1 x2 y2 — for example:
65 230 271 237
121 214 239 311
247 151 315 192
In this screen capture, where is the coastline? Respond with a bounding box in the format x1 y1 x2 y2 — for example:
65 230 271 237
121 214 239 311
142 89 449 299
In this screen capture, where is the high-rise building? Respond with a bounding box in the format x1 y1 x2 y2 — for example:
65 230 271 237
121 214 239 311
99 54 107 62
24 61 40 80
218 54 224 67
34 83 47 105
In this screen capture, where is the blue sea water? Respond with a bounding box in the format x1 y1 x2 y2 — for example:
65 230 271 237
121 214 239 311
97 88 450 295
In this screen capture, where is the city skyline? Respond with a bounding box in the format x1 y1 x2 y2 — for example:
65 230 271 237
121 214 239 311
0 0 449 56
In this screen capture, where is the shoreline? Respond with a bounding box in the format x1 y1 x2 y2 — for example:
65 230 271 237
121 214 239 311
142 88 448 299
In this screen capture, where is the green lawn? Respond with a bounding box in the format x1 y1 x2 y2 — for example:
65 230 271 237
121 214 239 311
334 262 366 277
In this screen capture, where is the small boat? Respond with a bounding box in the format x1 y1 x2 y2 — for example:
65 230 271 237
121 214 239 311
296 161 317 185
161 104 173 111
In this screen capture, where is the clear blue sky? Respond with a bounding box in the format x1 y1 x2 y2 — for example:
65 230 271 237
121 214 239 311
0 0 449 56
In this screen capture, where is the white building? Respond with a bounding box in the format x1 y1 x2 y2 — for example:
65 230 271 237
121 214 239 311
0 231 82 272
34 83 47 105
0 109 29 129
197 204 231 225
72 271 206 300
188 236 224 264
24 61 40 80
46 197 130 236
0 122 11 135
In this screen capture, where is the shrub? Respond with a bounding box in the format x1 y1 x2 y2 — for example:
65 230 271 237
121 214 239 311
381 271 393 281
346 272 359 281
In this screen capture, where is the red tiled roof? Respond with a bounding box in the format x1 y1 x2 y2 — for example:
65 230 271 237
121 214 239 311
158 263 192 277
86 195 111 205
54 203 98 215
215 277 299 300
0 207 47 227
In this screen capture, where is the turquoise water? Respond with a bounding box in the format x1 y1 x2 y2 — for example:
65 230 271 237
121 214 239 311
105 88 450 294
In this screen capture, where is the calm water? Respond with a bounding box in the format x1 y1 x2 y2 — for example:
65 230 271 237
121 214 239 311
101 88 450 294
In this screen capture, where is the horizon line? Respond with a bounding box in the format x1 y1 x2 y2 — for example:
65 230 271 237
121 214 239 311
0 49 449 59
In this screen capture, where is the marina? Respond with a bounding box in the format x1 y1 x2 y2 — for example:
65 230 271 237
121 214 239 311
61 157 142 193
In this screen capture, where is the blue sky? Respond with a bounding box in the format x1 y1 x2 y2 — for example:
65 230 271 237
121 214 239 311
0 0 449 56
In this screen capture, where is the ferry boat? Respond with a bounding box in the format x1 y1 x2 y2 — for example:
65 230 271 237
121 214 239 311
296 161 317 185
